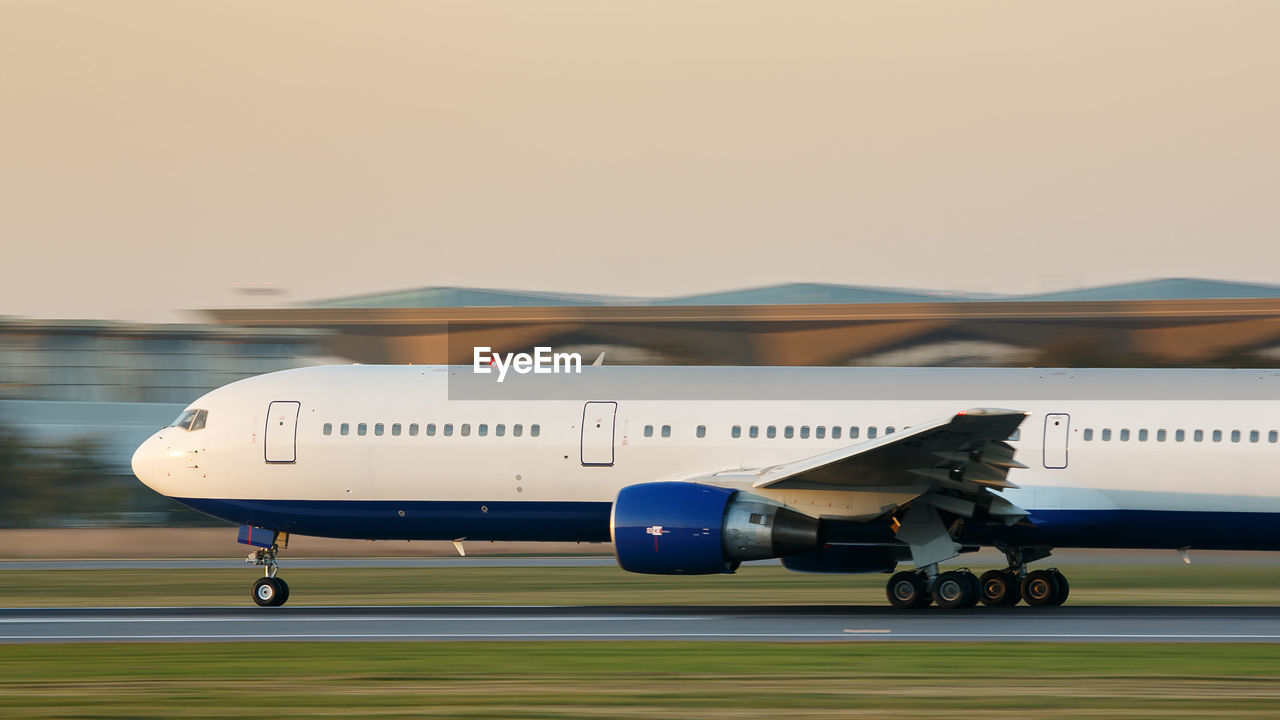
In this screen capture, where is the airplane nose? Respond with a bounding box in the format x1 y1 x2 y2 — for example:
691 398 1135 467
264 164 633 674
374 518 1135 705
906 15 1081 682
131 433 168 495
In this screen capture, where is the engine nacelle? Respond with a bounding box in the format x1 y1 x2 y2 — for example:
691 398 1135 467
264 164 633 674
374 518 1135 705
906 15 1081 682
611 481 820 575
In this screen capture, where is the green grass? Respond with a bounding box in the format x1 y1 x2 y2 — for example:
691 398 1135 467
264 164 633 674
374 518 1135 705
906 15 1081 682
1 643 1279 719
2 563 1279 607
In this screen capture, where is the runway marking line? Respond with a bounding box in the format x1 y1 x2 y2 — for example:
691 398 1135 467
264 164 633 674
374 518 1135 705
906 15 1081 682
8 632 1280 642
843 629 892 634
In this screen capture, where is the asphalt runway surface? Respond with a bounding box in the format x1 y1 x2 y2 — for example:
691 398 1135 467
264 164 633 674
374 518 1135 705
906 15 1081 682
4 605 1280 643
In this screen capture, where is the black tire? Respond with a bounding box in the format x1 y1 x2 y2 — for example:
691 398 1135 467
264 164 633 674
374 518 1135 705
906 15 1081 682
979 569 1019 606
958 570 980 609
1045 569 1069 606
886 571 931 609
1020 570 1060 607
932 571 977 609
1002 571 1023 606
276 577 291 607
252 577 285 607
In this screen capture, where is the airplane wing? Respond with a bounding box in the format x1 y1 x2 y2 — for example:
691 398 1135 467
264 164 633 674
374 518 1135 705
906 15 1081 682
698 408 1030 523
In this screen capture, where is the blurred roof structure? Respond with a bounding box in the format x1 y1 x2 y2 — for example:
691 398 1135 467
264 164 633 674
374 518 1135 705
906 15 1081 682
299 278 1280 309
200 277 1280 367
1018 278 1280 302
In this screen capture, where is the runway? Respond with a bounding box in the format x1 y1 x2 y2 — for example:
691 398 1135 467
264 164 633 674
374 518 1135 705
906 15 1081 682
4 605 1280 643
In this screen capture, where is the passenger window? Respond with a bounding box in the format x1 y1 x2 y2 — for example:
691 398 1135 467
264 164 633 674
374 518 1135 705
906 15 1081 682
478 424 488 437
696 425 706 438
1176 429 1185 442
514 424 523 437
340 423 350 436
868 427 878 439
1119 429 1129 442
392 423 401 436
461 424 472 437
531 424 540 437
831 426 841 439
1212 429 1222 442
1194 429 1203 442
886 426 895 434
426 423 437 436
358 423 368 436
767 426 777 439
1083 428 1093 441
784 426 794 439
849 427 859 439
374 423 384 436
731 425 741 438
323 423 333 436
409 423 419 436
1249 430 1259 443
1138 429 1147 442
1270 430 1279 443
644 425 654 438
443 423 454 437
1231 430 1240 443
800 426 810 439
815 426 825 439
1101 429 1111 441
661 425 671 438
749 426 759 439
1157 429 1166 442
496 424 506 437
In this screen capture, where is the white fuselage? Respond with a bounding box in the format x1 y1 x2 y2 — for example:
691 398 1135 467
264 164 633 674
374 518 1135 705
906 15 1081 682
131 365 1280 552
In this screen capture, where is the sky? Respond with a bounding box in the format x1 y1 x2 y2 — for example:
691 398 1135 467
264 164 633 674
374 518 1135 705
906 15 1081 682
2 1 1278 321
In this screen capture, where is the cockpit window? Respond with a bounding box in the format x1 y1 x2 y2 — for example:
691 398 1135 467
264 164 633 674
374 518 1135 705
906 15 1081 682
169 409 208 431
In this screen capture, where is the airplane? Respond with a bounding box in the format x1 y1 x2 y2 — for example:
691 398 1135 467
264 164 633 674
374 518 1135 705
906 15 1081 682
130 363 1280 608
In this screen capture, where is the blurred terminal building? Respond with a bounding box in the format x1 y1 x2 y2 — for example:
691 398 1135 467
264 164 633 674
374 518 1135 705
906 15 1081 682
4 277 1280 472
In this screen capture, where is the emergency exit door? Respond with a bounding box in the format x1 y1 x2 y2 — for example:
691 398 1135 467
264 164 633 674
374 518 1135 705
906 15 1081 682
1043 413 1070 469
581 401 617 466
265 401 301 463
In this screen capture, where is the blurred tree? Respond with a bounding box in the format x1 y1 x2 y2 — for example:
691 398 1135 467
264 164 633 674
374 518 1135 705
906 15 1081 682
0 423 213 527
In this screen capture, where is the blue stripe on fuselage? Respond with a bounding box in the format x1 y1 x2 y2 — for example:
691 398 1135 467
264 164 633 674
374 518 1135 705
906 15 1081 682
172 498 1280 552
173 497 613 542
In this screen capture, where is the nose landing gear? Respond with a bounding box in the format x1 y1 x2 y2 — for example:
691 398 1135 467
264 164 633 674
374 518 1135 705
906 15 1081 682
241 526 291 607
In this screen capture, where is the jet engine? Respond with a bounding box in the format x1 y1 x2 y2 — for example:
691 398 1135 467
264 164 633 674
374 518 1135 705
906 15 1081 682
611 481 820 574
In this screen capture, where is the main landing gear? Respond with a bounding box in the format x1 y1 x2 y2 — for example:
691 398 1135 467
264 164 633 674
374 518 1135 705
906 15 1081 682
246 539 290 607
885 546 1070 609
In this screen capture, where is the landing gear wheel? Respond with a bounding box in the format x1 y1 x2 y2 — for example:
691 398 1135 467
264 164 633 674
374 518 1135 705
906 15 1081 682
962 570 981 603
979 569 1021 606
1045 569 1069 606
932 571 979 609
252 576 289 607
886 571 932 609
1020 570 1060 607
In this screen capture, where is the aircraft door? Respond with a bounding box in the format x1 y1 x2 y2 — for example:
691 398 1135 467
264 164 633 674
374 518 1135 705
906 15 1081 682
1043 413 1069 469
265 401 301 463
581 401 617 466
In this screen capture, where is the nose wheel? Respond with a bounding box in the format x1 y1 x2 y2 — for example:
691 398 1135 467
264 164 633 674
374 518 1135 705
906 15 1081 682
245 538 291 607
252 576 290 607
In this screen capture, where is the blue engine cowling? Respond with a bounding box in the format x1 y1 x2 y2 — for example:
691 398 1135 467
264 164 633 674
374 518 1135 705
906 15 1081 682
611 481 820 575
